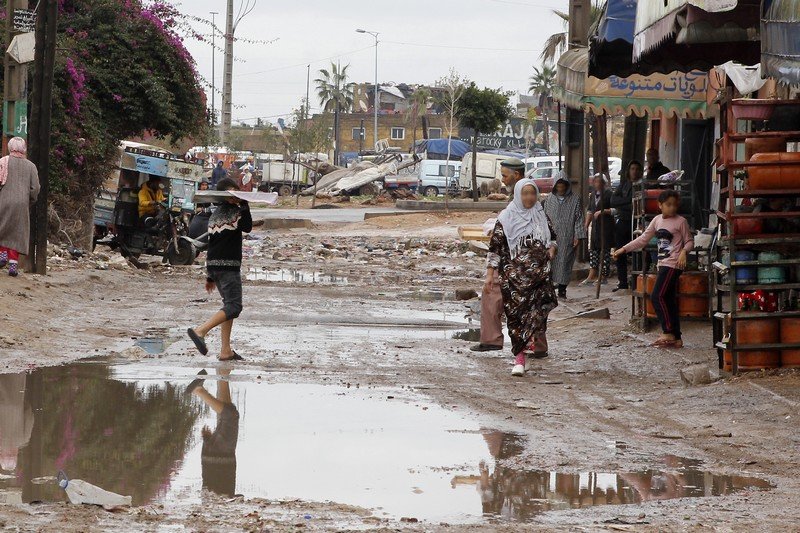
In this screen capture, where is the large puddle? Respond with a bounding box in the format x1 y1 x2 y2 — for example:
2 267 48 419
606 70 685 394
0 364 773 523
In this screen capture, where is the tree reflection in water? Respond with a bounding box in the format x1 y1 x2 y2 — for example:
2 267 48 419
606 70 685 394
3 364 201 506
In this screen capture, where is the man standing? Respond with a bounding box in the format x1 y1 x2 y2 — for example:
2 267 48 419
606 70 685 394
645 148 670 181
211 160 227 188
471 158 548 357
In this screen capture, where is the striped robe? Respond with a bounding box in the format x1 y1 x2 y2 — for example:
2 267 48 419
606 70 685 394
544 188 587 285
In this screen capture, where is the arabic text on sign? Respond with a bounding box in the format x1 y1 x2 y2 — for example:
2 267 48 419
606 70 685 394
13 9 35 33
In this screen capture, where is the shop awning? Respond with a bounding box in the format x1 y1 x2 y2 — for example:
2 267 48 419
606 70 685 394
633 0 761 71
556 47 709 118
761 0 800 85
555 47 589 110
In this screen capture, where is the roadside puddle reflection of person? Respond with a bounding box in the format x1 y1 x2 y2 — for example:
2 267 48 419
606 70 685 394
186 368 239 497
0 374 33 476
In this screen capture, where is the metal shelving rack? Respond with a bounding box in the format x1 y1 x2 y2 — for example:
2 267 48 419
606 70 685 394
711 103 800 374
630 178 702 330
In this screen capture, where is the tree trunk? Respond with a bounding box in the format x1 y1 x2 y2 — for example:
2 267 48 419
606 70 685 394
542 113 550 154
471 134 479 202
591 112 609 177
333 104 340 166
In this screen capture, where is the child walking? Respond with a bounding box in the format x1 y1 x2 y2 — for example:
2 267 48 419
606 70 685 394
613 190 693 348
188 178 252 361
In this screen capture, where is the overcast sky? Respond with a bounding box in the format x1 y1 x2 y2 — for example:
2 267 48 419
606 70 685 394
177 0 567 126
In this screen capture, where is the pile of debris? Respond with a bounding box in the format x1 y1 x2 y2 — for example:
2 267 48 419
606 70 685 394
296 155 419 197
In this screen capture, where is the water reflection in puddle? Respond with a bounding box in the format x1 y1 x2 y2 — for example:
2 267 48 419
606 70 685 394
0 364 773 523
134 337 167 354
246 267 348 285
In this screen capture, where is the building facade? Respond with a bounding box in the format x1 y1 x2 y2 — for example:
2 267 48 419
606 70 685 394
328 112 456 154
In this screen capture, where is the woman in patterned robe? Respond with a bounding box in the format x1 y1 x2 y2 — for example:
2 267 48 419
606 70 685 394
487 178 558 377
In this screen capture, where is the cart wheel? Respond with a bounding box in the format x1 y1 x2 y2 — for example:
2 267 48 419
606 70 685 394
167 240 195 266
278 185 293 197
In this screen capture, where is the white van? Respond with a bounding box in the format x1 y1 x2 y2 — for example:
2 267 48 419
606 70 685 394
414 159 461 196
460 152 517 190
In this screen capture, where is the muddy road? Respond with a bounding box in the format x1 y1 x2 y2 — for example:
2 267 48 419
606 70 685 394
1 211 798 532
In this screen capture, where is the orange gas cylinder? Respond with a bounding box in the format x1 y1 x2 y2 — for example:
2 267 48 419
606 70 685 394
745 137 785 161
678 272 709 317
735 319 781 370
779 318 800 368
748 152 800 190
644 190 661 214
636 274 657 317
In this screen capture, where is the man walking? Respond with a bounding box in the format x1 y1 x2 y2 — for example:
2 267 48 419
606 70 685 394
470 158 548 357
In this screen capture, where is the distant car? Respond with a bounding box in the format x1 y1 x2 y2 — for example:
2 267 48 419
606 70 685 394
417 159 461 197
525 166 556 194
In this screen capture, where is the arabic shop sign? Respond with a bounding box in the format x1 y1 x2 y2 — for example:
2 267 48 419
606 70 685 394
587 70 708 102
459 117 558 151
3 100 27 138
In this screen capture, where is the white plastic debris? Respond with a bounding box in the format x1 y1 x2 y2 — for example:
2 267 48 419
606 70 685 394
58 471 132 508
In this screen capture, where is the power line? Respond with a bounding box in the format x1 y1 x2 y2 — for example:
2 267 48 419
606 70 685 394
383 40 542 53
234 45 374 78
487 0 562 7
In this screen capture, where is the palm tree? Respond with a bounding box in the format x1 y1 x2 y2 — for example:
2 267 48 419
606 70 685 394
540 5 604 64
405 87 431 148
314 62 354 112
529 65 556 154
314 62 353 163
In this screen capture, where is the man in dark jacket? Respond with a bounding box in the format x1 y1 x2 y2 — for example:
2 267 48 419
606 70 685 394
187 177 252 361
645 148 670 181
610 160 642 291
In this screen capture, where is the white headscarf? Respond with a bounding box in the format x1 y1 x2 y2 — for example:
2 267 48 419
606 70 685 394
497 178 553 258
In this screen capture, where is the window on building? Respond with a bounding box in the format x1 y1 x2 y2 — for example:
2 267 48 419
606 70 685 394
390 127 405 140
351 128 365 141
428 128 442 139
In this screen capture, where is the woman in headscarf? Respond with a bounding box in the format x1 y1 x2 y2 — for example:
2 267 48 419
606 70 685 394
544 174 586 299
582 173 614 285
0 137 40 277
487 178 558 377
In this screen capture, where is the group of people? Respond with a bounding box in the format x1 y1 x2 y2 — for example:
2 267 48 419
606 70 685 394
471 150 694 376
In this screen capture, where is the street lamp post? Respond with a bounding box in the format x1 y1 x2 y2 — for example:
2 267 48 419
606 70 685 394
356 29 379 148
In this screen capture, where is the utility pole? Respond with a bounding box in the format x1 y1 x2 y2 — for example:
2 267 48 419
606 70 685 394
565 0 590 262
221 0 233 145
220 0 256 146
3 0 30 154
356 29 380 148
210 11 218 141
28 0 58 274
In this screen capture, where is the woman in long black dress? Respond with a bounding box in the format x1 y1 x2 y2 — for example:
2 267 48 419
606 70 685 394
582 173 614 285
487 178 558 377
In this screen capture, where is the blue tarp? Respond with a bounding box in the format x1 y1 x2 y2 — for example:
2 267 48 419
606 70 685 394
414 139 471 159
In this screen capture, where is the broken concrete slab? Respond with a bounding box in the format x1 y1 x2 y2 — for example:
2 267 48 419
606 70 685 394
575 307 611 319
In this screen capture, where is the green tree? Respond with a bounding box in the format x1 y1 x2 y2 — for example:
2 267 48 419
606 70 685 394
314 62 354 112
6 0 208 244
455 84 512 201
314 62 353 164
528 65 557 154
